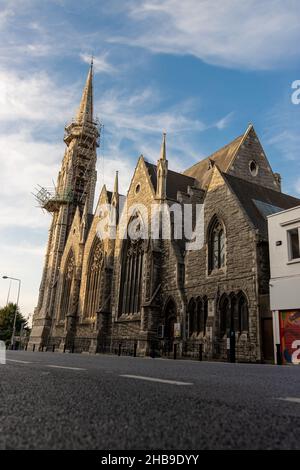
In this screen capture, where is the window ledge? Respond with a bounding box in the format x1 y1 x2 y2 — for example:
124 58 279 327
208 268 226 276
287 258 300 265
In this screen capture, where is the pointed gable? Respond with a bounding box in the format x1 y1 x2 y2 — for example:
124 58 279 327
127 156 156 200
206 165 226 193
94 185 112 217
184 125 281 192
226 125 280 192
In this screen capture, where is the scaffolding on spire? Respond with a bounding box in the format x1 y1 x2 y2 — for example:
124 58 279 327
32 185 73 213
33 63 101 213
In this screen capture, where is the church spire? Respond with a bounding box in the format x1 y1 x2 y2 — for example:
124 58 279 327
160 131 166 160
76 59 94 124
113 170 119 195
111 170 119 225
156 132 168 200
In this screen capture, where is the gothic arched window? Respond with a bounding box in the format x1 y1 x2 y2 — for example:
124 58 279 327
219 292 249 336
119 220 145 316
60 250 75 320
209 218 225 272
84 238 103 318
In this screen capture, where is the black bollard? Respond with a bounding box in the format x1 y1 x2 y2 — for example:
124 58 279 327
133 342 137 357
118 343 122 356
173 343 177 360
276 344 282 365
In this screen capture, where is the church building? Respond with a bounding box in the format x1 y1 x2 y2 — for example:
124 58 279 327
29 63 300 363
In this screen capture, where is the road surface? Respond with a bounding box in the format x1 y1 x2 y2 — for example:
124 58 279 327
1 350 300 450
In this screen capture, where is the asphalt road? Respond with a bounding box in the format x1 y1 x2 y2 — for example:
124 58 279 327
1 350 300 450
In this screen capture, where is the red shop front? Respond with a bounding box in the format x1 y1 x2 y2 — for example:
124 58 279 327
279 310 300 364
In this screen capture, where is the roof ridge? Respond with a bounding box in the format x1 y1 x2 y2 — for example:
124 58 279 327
224 124 253 172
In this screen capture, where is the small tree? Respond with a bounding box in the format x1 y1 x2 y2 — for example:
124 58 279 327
0 303 29 346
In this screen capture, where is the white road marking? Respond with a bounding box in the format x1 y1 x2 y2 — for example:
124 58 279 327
6 359 86 371
120 374 193 386
46 365 87 371
277 397 300 404
7 359 33 364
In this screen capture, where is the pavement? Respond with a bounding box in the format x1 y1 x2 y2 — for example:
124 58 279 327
1 350 300 450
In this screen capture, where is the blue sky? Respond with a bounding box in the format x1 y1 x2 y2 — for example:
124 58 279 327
0 0 300 317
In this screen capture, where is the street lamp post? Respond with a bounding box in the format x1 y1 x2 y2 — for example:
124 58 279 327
2 276 21 349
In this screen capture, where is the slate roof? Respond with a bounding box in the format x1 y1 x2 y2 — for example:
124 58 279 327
223 172 300 239
183 134 244 187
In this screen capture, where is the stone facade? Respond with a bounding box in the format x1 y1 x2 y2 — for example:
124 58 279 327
28 66 300 363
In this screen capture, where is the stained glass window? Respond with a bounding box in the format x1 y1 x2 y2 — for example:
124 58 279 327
210 219 226 271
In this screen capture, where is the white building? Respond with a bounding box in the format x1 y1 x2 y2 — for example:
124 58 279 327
268 206 300 365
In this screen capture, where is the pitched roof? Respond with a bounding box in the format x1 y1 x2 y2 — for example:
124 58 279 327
144 161 196 200
223 172 300 239
183 133 244 187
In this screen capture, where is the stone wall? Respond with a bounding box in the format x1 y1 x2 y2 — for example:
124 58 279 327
228 127 280 192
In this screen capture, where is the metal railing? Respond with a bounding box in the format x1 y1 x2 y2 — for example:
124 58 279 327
36 335 233 362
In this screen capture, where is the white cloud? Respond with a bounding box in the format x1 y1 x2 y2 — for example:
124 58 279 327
0 240 46 316
0 130 62 228
215 112 234 130
0 5 13 28
0 66 80 313
95 86 230 167
2 1 300 72
80 52 116 74
97 88 206 135
115 0 300 70
0 69 77 124
0 68 80 231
